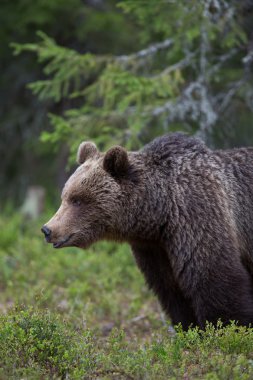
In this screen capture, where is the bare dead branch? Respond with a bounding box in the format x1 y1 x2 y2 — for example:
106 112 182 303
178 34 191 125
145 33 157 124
153 52 196 78
116 38 173 63
207 48 238 77
217 79 246 112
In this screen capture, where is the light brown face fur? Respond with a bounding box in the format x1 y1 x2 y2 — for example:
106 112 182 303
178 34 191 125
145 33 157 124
42 142 132 249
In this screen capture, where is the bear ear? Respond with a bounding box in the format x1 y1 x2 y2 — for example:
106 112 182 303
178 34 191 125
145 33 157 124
77 142 98 164
103 146 129 177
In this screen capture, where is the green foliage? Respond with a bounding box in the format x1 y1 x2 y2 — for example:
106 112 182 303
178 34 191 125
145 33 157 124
2 0 253 203
12 0 253 165
0 213 149 324
13 32 102 102
2 214 253 378
1 0 141 203
0 308 96 379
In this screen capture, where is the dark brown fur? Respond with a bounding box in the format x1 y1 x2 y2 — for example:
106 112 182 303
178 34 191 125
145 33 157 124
43 133 253 329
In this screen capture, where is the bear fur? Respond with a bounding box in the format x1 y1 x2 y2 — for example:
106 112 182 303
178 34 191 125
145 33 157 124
42 133 253 329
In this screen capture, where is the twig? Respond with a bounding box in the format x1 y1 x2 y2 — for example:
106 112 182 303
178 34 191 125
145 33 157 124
153 52 196 78
207 48 238 77
128 314 147 323
116 38 173 63
217 79 245 112
88 369 135 380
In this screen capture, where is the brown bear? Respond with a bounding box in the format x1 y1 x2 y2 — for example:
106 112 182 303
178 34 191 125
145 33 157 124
42 133 253 330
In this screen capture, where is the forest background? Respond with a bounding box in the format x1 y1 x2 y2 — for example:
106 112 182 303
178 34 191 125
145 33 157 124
1 1 253 379
2 0 253 204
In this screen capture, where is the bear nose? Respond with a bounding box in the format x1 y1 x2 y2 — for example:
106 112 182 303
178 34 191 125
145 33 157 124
41 225 51 239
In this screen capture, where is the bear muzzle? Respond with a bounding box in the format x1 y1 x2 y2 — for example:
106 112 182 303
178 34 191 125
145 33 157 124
52 234 73 248
41 225 75 248
41 225 51 241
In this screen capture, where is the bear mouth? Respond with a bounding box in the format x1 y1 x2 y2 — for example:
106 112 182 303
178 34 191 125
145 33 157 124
53 234 74 248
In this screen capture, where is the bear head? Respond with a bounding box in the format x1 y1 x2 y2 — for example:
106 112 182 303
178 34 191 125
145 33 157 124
41 141 144 249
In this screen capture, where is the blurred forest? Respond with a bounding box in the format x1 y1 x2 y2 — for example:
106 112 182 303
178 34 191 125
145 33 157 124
1 0 253 207
2 2 253 378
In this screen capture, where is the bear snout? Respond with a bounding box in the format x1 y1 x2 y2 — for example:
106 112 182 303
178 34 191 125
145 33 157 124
41 225 51 242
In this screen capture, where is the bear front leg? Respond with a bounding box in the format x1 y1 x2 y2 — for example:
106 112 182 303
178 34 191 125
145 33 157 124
176 254 253 329
131 241 197 330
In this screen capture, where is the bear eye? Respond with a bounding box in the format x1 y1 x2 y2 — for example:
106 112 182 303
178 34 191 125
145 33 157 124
71 198 82 207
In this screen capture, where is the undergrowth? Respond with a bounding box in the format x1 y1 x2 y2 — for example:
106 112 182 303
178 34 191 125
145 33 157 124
1 214 253 379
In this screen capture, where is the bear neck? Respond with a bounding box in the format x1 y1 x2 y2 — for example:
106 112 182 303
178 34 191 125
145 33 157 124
115 159 171 244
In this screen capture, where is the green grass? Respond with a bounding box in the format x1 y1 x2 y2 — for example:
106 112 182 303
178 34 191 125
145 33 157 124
1 214 253 379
